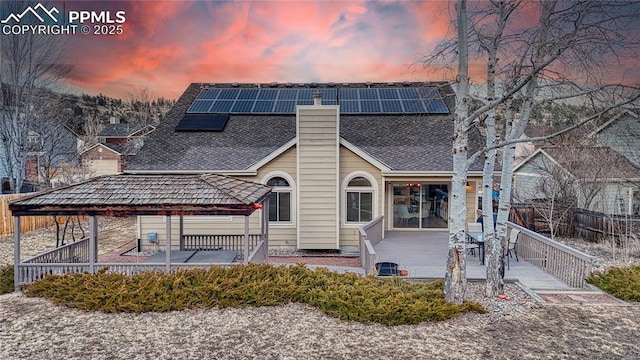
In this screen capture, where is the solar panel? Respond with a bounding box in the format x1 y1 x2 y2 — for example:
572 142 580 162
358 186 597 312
231 101 255 113
175 113 229 132
361 100 381 113
253 100 274 112
188 100 214 112
237 89 258 100
258 89 277 100
188 86 448 115
381 100 402 112
209 100 234 112
218 88 240 99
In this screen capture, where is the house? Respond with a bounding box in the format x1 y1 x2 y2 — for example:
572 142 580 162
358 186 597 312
126 82 492 252
590 110 640 167
513 147 640 215
81 118 155 176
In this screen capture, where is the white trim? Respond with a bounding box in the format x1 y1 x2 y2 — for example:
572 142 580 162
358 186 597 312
162 215 233 223
381 170 491 177
339 138 391 171
260 171 296 228
295 109 301 249
335 108 340 249
247 138 297 171
341 171 378 227
80 143 121 155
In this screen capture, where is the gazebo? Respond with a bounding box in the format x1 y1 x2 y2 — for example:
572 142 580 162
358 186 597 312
9 173 272 289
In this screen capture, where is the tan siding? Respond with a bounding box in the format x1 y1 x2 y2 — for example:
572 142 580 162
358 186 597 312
85 159 119 176
339 146 383 249
297 107 339 249
139 147 298 250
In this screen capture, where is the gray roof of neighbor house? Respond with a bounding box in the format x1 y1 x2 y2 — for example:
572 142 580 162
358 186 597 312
9 174 272 216
98 123 151 138
127 82 487 173
541 147 640 179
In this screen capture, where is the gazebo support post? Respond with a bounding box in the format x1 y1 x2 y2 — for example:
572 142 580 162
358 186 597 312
89 216 96 274
13 216 21 290
166 215 172 272
264 197 269 256
244 216 249 263
179 216 184 250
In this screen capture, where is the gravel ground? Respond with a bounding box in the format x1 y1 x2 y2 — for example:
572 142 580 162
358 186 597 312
1 219 639 359
1 290 638 360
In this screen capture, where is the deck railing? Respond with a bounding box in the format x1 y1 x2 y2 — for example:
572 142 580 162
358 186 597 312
248 239 268 263
359 216 383 275
507 221 595 288
23 237 90 264
181 234 260 257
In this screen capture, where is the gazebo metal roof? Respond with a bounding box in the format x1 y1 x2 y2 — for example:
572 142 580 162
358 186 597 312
9 174 272 217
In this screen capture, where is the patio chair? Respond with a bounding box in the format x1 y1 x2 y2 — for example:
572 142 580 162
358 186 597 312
466 223 482 256
396 203 418 226
507 229 520 269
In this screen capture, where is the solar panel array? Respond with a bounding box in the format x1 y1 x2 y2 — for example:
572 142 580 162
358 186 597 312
187 87 448 115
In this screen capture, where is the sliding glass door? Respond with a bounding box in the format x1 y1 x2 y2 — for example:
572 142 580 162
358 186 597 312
392 183 449 229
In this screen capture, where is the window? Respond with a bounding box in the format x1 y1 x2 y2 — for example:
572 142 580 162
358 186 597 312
345 175 374 223
267 176 292 223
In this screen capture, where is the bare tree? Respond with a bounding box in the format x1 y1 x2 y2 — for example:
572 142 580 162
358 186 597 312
0 0 71 193
429 0 640 300
126 86 156 126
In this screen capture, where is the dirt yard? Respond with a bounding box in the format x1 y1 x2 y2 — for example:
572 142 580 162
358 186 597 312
1 218 639 359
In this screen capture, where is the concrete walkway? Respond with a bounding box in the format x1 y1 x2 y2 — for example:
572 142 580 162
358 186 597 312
374 231 572 290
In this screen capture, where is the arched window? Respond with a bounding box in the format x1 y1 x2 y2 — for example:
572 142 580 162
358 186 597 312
266 176 292 223
344 174 376 223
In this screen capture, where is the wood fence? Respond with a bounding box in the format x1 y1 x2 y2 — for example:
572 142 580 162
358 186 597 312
510 204 639 242
0 194 60 236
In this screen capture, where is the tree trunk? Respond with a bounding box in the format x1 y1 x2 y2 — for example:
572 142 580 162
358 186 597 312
445 0 469 304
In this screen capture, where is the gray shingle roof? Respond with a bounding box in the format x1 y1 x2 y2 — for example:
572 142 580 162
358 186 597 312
98 123 147 138
543 147 640 179
9 174 272 216
128 82 487 173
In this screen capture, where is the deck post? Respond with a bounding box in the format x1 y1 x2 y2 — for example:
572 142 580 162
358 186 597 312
89 216 96 273
13 216 20 290
166 215 171 272
244 216 249 262
179 216 184 250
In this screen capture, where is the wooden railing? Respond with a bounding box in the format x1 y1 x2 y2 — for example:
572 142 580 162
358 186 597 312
16 263 90 285
507 221 595 288
23 237 89 264
181 234 260 257
359 216 383 275
248 239 268 263
15 262 243 286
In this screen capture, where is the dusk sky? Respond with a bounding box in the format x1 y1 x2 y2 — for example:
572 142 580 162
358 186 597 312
54 0 453 100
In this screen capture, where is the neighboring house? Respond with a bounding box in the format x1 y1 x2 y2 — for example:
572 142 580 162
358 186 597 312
81 118 155 176
126 82 493 252
514 124 592 165
590 110 640 167
513 147 640 215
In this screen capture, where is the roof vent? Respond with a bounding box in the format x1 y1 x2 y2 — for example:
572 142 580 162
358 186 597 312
402 81 410 86
269 82 278 87
327 82 336 87
313 92 322 106
309 82 319 88
231 82 239 87
285 82 294 88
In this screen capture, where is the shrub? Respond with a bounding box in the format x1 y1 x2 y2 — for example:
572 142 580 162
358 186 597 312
586 265 640 302
24 263 484 325
0 265 13 295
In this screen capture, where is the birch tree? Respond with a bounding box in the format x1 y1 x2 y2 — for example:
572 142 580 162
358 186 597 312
0 0 70 193
432 0 640 300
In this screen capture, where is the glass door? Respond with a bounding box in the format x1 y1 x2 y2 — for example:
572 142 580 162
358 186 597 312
392 184 420 228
